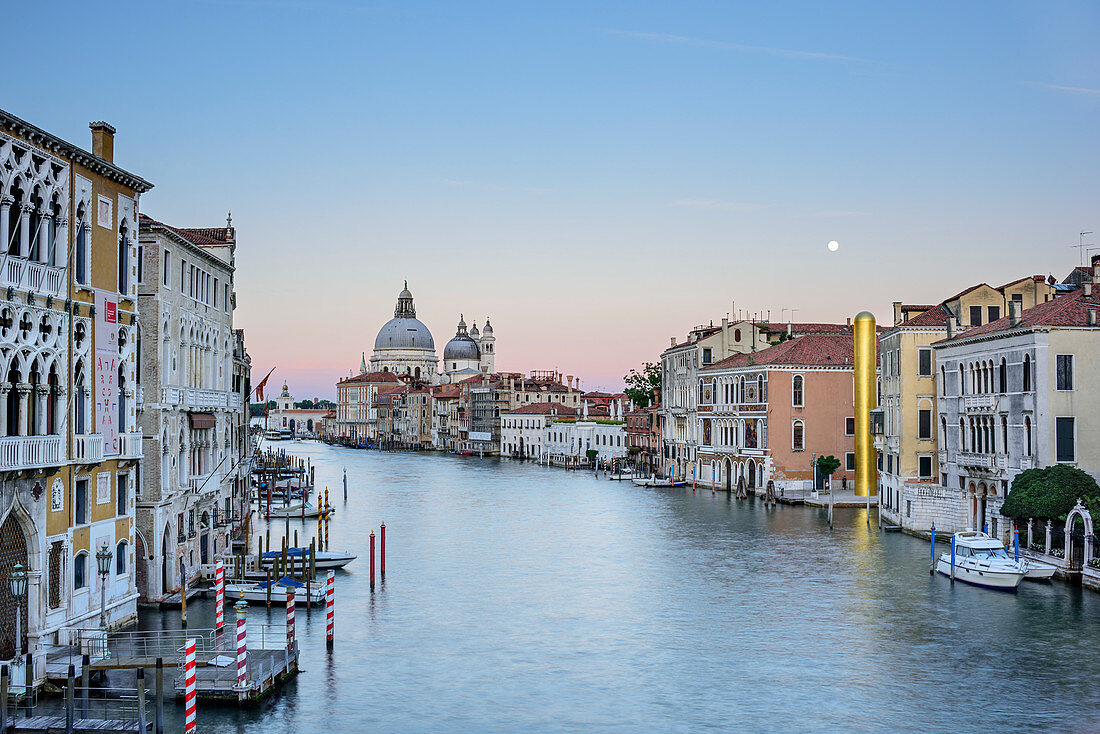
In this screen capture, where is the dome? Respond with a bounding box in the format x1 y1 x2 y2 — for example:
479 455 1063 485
374 317 435 351
443 315 481 361
470 322 480 338
482 318 493 336
373 284 436 351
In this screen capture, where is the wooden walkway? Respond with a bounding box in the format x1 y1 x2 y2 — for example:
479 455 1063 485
177 645 299 703
10 717 150 732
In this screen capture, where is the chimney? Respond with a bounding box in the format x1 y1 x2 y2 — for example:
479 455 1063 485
846 317 852 327
566 375 573 390
89 121 116 163
1090 310 1097 327
787 321 792 336
670 336 676 347
1008 301 1021 327
946 320 955 339
1085 282 1092 297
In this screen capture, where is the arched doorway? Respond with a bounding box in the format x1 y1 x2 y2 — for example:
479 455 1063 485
306 419 314 433
747 460 757 489
1065 501 1094 571
723 458 732 491
200 512 210 565
135 531 148 603
0 514 29 659
161 524 172 594
288 419 296 435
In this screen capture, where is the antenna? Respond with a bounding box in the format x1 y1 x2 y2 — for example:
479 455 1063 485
1075 232 1094 266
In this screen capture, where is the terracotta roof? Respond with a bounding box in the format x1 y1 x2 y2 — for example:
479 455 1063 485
433 386 461 399
757 322 850 334
502 403 580 416
997 274 1045 290
702 333 859 371
934 289 1100 345
902 304 953 328
942 283 992 304
339 370 401 385
140 213 233 246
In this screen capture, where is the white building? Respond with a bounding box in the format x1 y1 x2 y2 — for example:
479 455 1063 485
500 403 578 459
136 213 249 601
266 382 329 437
370 284 439 382
542 402 628 466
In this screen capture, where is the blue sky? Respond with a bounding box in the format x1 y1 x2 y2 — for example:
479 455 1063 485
5 1 1098 397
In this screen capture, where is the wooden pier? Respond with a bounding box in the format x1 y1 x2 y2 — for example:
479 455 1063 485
175 644 299 703
10 716 150 732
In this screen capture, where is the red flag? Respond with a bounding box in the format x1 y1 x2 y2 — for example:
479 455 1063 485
255 367 275 402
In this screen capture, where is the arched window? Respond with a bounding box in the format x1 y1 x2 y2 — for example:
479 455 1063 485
75 205 88 285
959 418 966 451
116 541 127 575
940 366 947 396
1023 354 1032 392
792 420 804 451
74 552 87 590
1001 415 1008 452
999 358 1007 393
118 225 129 294
959 364 966 396
1025 416 1032 456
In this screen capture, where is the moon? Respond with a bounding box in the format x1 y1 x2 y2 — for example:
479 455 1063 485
827 240 840 252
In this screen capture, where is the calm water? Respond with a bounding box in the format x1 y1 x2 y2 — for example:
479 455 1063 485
147 443 1100 732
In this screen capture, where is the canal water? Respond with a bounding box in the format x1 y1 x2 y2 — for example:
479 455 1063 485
150 443 1100 732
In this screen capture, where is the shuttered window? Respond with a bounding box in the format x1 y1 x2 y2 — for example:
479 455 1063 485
1056 417 1076 462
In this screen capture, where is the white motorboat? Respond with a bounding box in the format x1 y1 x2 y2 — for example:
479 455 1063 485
1021 557 1057 581
936 531 1027 590
265 502 335 519
225 576 326 605
605 472 635 481
260 547 357 570
630 477 686 488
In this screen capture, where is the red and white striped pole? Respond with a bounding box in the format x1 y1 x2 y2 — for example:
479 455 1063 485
286 588 295 648
214 560 224 634
325 570 334 650
234 600 248 688
183 638 197 733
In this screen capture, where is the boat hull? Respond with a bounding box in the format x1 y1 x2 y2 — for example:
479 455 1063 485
935 557 1024 590
225 584 326 605
1023 561 1057 581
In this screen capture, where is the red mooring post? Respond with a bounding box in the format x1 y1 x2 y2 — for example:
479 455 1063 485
380 522 386 577
235 601 248 689
369 530 376 590
286 588 295 648
214 560 224 635
326 570 335 650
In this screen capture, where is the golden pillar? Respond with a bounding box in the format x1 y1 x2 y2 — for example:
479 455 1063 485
854 311 877 497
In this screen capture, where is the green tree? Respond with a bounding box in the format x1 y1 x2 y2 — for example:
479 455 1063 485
1000 465 1100 520
585 449 598 461
816 455 841 478
623 362 662 408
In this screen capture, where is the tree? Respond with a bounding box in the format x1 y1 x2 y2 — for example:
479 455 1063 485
1000 465 1100 520
816 455 841 478
585 449 598 462
624 362 661 408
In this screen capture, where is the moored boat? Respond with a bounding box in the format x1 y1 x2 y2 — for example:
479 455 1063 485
630 477 686 488
935 531 1027 590
260 547 357 570
265 502 335 519
225 576 326 605
1021 557 1057 581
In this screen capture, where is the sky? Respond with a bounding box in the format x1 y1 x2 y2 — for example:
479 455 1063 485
5 1 1098 398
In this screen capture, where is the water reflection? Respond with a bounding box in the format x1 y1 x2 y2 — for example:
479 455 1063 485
144 445 1100 732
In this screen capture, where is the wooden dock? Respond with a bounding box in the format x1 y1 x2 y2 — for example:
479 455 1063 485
10 716 151 732
176 644 299 703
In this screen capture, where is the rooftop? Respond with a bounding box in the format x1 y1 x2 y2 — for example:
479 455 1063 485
702 332 860 371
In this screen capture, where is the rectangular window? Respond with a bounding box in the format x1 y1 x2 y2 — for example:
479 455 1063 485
136 244 144 284
225 284 231 312
987 305 1001 322
213 277 219 307
702 348 712 364
906 500 912 519
75 224 88 285
75 479 88 525
180 259 186 291
1056 355 1074 391
918 455 933 478
845 417 855 436
918 348 932 376
886 454 894 474
969 305 983 327
1056 417 1076 462
162 250 171 287
117 473 128 516
918 408 932 440
845 452 856 471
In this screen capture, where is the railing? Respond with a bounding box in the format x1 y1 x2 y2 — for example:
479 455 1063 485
957 452 993 469
72 433 105 463
1020 457 1034 470
195 389 227 409
190 471 220 493
0 257 65 297
117 431 143 459
229 392 242 410
162 386 181 406
0 435 64 470
963 394 997 411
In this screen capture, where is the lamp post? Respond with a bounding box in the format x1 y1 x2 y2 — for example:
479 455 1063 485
95 543 112 630
9 563 26 658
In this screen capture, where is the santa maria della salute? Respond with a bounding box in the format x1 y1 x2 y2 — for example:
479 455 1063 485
358 283 496 385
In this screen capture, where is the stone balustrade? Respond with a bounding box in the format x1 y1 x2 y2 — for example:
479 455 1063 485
0 435 64 470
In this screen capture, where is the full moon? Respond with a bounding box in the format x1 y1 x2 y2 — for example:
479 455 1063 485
827 240 840 252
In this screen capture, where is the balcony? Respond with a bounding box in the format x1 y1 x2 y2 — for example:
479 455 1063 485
190 471 223 494
194 389 227 409
0 258 65 298
162 386 181 406
963 394 997 412
0 435 64 470
117 432 143 460
72 434 105 464
957 452 992 469
229 393 242 410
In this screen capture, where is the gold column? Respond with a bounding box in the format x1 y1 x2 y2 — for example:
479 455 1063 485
854 311 877 497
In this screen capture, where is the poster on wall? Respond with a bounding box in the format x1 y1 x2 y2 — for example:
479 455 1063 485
95 290 119 456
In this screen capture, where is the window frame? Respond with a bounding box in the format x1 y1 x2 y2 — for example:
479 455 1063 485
917 348 933 377
1056 354 1074 392
73 552 88 591
1055 416 1076 463
162 249 171 288
969 305 983 327
792 374 804 408
845 416 855 436
791 419 805 451
918 454 933 479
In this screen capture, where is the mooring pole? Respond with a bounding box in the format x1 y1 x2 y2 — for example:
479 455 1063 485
136 667 147 733
343 467 347 501
65 663 73 734
1 663 9 733
266 570 272 609
24 652 32 716
380 522 386 577
81 653 89 718
950 535 957 583
370 530 376 590
326 570 335 650
183 639 197 733
155 658 164 734
930 522 936 575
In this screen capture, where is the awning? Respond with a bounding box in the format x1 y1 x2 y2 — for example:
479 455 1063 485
189 412 216 429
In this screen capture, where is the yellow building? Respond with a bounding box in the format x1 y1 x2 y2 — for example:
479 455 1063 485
878 277 1055 528
0 109 151 684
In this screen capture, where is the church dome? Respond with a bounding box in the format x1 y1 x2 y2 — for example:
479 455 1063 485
443 315 481 361
374 285 435 351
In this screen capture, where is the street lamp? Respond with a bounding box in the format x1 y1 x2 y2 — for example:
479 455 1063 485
9 563 26 657
95 543 112 630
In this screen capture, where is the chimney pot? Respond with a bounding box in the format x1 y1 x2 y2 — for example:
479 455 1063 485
89 121 116 163
1090 310 1097 327
1085 282 1093 297
1009 301 1021 327
846 317 852 327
